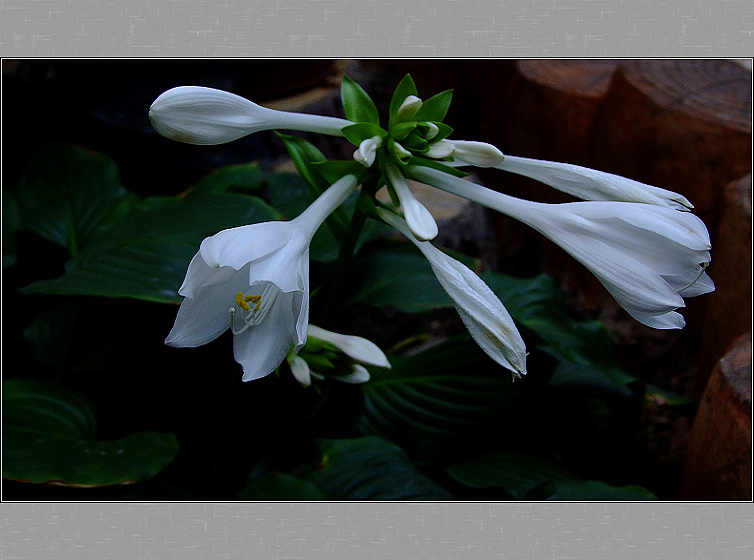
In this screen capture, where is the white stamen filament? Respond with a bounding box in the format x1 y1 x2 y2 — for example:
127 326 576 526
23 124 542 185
229 284 279 335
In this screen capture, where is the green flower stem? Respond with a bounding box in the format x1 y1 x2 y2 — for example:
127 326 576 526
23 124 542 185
319 199 370 328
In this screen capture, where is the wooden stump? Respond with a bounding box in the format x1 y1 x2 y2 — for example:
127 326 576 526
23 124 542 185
592 59 752 236
680 332 752 500
700 174 753 383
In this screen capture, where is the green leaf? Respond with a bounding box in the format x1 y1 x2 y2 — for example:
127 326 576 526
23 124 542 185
346 240 477 313
276 133 330 196
413 90 454 123
388 74 418 127
313 160 368 185
341 122 387 146
276 133 350 236
405 155 469 178
481 272 635 387
12 143 137 256
237 472 327 500
186 162 266 196
444 450 577 499
346 240 455 312
2 379 179 486
305 437 454 500
549 359 640 398
526 479 658 500
341 75 380 125
266 172 388 262
361 335 526 462
21 192 280 303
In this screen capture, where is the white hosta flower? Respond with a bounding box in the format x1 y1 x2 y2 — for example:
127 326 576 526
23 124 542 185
386 163 438 241
411 166 714 329
396 95 422 122
165 174 358 381
496 155 693 210
450 140 505 168
307 324 391 369
353 135 383 167
426 139 455 159
289 355 313 387
378 209 527 378
149 86 352 145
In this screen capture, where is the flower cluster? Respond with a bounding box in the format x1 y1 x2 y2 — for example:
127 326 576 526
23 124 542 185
150 73 713 383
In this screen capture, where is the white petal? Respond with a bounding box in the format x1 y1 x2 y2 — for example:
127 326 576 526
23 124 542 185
450 140 505 167
426 140 455 159
396 95 422 122
378 209 527 376
334 364 371 384
234 290 300 381
386 164 438 241
497 156 694 210
166 265 253 347
307 325 391 368
289 355 312 387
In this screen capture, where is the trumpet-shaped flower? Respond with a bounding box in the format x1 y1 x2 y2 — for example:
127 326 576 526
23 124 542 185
496 155 693 210
410 166 714 329
149 86 352 145
165 175 358 381
385 163 438 241
378 209 527 378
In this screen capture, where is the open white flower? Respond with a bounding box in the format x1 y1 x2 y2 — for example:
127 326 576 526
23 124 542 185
496 155 693 210
165 175 358 380
378 209 527 378
410 166 714 329
149 86 352 145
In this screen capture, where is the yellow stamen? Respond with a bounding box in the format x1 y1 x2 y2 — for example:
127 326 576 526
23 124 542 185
235 291 251 311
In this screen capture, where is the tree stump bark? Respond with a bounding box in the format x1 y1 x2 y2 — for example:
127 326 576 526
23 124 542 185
679 332 752 500
592 59 752 237
699 174 753 385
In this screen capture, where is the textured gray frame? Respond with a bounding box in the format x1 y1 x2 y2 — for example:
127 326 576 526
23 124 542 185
1 0 753 558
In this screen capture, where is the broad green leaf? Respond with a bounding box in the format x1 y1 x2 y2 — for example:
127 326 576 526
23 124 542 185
341 123 385 147
549 359 640 398
341 75 380 125
305 437 454 500
2 379 179 486
186 162 266 196
482 272 616 369
12 143 136 256
388 74 418 127
21 192 280 303
413 90 454 123
346 240 476 313
237 472 327 500
526 479 657 500
444 450 576 499
346 240 454 312
361 335 526 462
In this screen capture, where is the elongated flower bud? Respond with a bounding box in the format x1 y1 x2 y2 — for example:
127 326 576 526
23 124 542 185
386 163 439 241
149 86 351 145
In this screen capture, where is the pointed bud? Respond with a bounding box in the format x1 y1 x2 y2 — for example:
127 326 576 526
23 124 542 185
451 140 505 167
396 95 423 122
